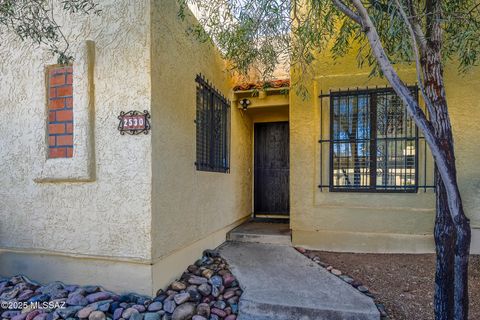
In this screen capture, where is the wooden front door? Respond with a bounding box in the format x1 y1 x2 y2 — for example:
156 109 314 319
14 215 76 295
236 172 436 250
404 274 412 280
254 122 290 216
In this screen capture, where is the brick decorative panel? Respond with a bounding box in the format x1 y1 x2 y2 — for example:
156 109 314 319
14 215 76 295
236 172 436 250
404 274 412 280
48 66 73 158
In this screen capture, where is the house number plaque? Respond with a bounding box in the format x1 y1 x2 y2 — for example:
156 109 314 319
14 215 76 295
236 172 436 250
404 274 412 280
118 110 151 135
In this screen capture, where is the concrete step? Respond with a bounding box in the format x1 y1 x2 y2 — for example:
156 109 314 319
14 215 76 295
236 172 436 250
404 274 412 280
219 242 380 320
227 222 291 245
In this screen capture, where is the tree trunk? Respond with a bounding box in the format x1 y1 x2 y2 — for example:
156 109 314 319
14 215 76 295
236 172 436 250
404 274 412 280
421 1 471 317
346 1 472 319
421 14 455 318
433 174 455 320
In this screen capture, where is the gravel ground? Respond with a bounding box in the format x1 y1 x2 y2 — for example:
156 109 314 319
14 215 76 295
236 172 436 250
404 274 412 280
310 251 480 320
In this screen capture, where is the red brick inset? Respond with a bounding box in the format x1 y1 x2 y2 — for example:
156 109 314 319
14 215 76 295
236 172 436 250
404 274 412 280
48 65 74 159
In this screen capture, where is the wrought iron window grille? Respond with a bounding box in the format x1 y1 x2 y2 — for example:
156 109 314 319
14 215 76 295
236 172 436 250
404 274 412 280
195 74 231 173
318 85 435 193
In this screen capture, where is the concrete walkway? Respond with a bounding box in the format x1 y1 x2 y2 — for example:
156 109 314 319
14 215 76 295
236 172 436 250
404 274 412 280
219 242 380 320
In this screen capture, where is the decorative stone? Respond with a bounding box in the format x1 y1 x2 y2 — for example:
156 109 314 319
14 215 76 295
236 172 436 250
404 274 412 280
173 292 190 305
144 313 160 320
122 308 140 320
25 311 42 320
357 286 369 293
132 305 146 313
154 294 167 303
3 311 21 318
67 293 89 306
17 290 35 302
209 276 222 288
170 282 186 291
210 308 227 318
197 284 211 297
171 303 196 320
222 274 235 288
55 306 82 319
1 288 20 300
86 292 111 304
130 311 143 320
201 269 214 279
84 286 100 294
29 294 50 303
147 302 163 312
32 315 48 320
223 290 235 300
11 314 28 320
211 286 220 298
224 306 232 315
196 303 210 317
0 253 241 320
77 306 95 318
376 303 388 317
163 300 176 314
187 265 198 273
213 301 226 310
230 303 238 314
88 311 106 320
97 302 110 313
186 288 201 303
295 247 306 254
330 269 342 276
113 308 124 320
64 285 79 293
339 275 354 284
50 290 69 300
188 276 207 285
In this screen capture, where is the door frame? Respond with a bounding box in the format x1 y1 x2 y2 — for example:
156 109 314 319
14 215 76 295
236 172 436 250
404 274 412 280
252 121 290 220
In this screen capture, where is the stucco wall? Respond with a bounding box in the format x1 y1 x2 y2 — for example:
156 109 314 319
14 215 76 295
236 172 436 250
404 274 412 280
290 48 480 253
0 0 153 269
150 0 252 266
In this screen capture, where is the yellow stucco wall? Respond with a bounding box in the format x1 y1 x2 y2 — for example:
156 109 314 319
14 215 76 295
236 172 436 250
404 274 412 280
0 0 157 294
0 0 152 260
290 49 480 253
150 0 252 287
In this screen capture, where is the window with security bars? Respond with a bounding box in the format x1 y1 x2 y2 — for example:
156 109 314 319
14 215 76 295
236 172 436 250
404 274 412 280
195 74 231 173
329 87 418 192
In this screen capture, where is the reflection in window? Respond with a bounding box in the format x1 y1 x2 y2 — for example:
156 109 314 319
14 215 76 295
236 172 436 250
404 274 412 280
330 87 418 192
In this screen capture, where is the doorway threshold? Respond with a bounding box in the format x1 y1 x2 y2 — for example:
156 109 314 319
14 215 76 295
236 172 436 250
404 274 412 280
227 220 291 245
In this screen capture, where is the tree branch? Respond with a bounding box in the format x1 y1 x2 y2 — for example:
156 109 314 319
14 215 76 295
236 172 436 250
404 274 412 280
348 0 467 232
404 0 428 53
332 0 362 26
395 0 435 117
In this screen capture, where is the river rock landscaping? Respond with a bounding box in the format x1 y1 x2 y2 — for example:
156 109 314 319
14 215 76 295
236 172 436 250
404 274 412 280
296 248 480 320
295 247 388 318
0 251 242 320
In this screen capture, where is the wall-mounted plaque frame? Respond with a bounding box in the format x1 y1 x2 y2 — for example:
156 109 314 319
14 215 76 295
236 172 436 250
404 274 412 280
118 110 151 135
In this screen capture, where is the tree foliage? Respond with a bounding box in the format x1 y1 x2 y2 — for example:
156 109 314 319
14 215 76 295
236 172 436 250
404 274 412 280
179 0 480 83
0 0 99 64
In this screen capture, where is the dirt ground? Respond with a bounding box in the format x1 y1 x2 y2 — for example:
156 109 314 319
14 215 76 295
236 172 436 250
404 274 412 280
310 251 480 320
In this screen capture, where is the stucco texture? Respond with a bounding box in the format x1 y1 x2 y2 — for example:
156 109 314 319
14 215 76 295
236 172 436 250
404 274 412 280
150 0 252 261
0 0 152 261
289 46 480 253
